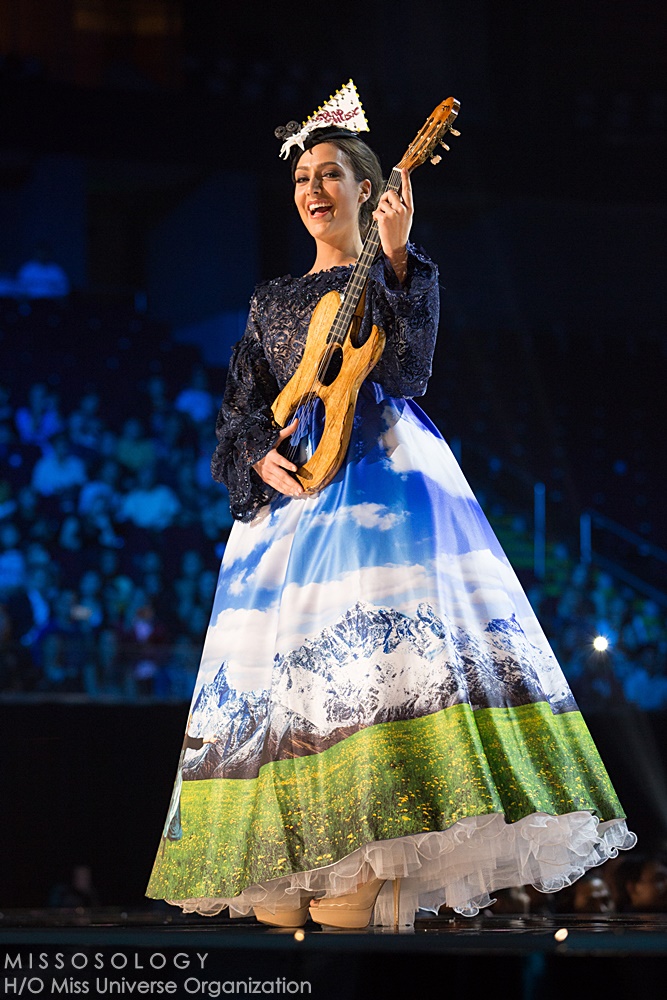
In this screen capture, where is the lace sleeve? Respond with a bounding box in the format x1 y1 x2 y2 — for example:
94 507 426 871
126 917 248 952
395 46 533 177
364 243 439 398
210 294 281 522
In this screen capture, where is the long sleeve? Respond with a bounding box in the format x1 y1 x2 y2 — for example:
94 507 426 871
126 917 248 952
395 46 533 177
210 295 282 522
364 243 439 398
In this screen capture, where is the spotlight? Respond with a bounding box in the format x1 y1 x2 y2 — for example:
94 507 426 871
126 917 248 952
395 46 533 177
593 635 609 652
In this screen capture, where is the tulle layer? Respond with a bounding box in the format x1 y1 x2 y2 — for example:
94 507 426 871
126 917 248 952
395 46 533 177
169 810 636 925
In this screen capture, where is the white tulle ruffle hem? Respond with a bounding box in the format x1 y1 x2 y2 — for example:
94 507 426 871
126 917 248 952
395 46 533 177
169 810 636 926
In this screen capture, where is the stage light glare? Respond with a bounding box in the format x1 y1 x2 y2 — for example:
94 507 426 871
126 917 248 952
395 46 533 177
554 928 568 942
593 635 609 652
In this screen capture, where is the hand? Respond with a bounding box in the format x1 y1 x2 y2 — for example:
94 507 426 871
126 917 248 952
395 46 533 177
252 418 304 497
372 167 413 278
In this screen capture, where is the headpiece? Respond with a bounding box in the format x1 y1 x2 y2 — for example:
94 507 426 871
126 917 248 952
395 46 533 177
274 78 369 159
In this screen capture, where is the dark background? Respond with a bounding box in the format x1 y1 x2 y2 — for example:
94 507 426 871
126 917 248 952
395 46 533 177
0 0 665 911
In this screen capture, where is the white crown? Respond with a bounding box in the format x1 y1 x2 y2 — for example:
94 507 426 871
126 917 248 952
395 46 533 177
278 79 369 159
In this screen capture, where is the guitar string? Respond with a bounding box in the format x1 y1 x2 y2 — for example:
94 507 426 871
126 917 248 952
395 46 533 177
280 166 403 468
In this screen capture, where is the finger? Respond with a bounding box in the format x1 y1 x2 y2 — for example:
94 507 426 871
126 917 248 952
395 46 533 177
271 471 304 496
261 450 298 474
278 417 299 440
275 455 298 473
400 169 413 210
373 202 398 221
263 453 304 492
391 195 409 216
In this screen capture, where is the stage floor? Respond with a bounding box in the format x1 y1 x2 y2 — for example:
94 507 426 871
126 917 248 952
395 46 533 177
2 907 667 952
3 909 667 999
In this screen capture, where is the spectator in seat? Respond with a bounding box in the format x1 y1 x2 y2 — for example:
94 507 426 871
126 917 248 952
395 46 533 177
145 376 169 437
78 462 124 549
48 864 99 909
175 365 215 426
617 854 667 913
17 242 70 299
115 418 156 473
123 600 168 696
15 384 63 448
78 460 121 518
118 465 181 531
553 872 616 914
0 522 26 593
32 435 87 497
68 392 103 455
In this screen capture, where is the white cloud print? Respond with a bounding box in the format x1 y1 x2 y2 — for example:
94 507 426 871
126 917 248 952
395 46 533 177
247 530 296 589
381 418 476 500
436 547 520 591
222 496 305 569
196 605 279 695
434 548 556 648
309 502 407 532
276 561 433 652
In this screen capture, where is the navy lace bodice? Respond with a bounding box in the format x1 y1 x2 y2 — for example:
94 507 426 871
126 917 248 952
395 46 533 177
211 244 440 521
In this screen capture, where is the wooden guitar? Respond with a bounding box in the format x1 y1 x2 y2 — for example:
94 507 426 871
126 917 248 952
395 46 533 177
272 96 461 493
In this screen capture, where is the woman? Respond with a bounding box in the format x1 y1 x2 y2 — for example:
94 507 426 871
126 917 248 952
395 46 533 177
147 92 634 929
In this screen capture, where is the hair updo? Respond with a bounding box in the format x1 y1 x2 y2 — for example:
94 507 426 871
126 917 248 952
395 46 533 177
289 126 384 239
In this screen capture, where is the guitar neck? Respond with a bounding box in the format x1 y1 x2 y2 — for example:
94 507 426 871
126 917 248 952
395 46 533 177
328 166 403 345
325 97 460 345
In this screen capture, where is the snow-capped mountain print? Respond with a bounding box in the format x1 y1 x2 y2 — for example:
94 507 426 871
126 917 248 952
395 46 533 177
183 601 577 781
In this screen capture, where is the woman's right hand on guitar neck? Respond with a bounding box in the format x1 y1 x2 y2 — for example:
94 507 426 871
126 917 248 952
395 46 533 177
252 419 304 498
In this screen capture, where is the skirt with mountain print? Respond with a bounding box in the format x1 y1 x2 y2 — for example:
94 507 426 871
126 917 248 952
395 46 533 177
147 386 635 924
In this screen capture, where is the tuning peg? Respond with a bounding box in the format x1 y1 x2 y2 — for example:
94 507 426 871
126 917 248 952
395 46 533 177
430 154 442 165
440 141 450 151
449 128 460 136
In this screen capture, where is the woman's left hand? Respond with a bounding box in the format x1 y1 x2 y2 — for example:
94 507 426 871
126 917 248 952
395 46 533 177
373 167 413 279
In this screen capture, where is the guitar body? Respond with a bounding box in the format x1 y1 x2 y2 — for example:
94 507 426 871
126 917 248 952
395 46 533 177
271 287 385 493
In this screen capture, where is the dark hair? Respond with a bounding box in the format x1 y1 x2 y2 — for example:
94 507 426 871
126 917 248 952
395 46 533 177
614 853 667 911
289 126 384 238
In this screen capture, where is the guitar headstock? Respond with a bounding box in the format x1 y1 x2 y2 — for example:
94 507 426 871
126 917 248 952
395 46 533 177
396 97 461 172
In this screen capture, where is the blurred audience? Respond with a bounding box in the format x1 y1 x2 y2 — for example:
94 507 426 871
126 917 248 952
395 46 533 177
0 297 665 704
483 860 667 919
0 299 233 698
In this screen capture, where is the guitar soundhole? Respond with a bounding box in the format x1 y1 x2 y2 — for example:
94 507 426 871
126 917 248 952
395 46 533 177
319 345 343 386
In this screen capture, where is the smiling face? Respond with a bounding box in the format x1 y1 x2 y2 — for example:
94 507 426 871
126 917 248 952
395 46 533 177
293 142 371 249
